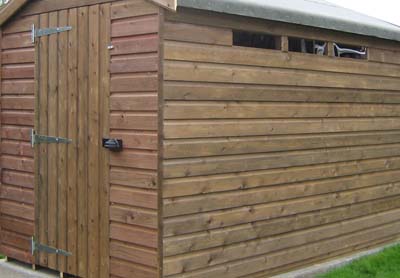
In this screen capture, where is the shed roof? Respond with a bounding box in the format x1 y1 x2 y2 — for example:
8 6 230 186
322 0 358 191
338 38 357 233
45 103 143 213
178 0 400 42
1 0 400 43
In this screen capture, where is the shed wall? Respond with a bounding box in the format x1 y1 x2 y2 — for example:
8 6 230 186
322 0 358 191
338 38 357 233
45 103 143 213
108 1 161 278
0 1 162 278
161 10 400 278
0 13 36 264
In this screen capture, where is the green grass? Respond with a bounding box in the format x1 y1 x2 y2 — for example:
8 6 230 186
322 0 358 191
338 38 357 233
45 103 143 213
0 254 4 259
318 244 400 278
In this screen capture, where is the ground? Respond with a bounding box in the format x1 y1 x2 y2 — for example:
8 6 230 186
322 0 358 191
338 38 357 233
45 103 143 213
318 244 400 278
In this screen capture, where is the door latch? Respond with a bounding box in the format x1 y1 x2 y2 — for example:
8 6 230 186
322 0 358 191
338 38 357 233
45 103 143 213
102 138 123 152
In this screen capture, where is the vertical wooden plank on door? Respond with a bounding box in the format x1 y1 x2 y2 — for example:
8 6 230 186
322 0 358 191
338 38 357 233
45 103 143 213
47 11 59 271
67 8 78 276
0 27 2 257
77 6 89 278
57 9 68 274
38 13 49 268
99 3 111 278
88 4 100 278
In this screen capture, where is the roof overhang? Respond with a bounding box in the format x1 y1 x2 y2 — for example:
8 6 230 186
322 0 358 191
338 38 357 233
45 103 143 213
177 0 400 43
0 0 177 26
0 0 28 26
1 0 400 43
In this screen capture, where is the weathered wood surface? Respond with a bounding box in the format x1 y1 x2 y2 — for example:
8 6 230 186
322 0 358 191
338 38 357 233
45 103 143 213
109 1 160 278
161 13 400 278
0 13 37 265
33 4 110 278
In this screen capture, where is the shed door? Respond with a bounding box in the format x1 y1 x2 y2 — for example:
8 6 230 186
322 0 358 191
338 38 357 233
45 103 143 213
33 5 110 277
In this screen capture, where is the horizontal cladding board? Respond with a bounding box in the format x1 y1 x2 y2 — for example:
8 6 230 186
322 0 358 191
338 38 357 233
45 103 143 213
110 113 157 131
164 41 400 78
164 118 400 139
110 205 157 229
164 143 400 178
369 47 400 65
163 156 400 198
2 140 33 157
164 101 400 119
2 170 33 189
0 185 34 205
1 156 33 173
0 230 31 250
111 94 158 111
112 14 159 38
1 96 34 110
1 126 31 141
164 221 400 278
163 208 400 275
2 64 34 79
1 111 33 126
2 80 34 95
110 240 158 268
163 195 400 256
164 22 232 46
1 32 32 50
164 131 400 159
110 150 158 170
163 169 400 217
111 0 158 20
163 182 400 236
110 258 157 278
111 74 158 92
2 48 35 64
110 223 158 249
110 186 158 209
110 168 157 190
0 200 33 221
3 15 38 34
164 82 400 104
111 55 159 74
0 215 34 236
111 35 158 56
1 245 32 264
110 130 158 150
249 236 397 278
164 61 400 91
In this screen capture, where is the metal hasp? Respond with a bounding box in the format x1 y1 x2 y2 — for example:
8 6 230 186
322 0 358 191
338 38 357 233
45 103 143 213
31 237 72 257
31 129 72 148
31 24 72 43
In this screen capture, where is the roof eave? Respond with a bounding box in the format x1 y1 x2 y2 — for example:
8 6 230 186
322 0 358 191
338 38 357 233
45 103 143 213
0 0 29 26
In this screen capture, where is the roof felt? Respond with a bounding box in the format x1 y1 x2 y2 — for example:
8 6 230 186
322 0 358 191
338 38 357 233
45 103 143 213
178 0 400 42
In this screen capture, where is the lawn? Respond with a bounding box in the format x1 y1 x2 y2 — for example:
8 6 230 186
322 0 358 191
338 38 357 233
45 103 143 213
0 254 4 259
318 244 400 278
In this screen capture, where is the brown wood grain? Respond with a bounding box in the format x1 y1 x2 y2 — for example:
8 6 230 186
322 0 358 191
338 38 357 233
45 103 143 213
162 14 400 278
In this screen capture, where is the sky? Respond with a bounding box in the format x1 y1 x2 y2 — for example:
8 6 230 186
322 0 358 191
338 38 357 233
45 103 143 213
328 0 400 26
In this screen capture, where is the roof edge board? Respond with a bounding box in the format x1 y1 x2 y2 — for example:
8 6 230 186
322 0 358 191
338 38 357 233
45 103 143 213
149 0 177 11
0 0 28 26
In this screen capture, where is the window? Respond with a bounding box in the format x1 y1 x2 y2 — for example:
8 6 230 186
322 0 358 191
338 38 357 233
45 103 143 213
333 43 367 59
233 31 281 50
289 37 327 55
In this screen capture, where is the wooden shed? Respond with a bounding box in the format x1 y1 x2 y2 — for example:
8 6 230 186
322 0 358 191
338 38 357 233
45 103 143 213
0 0 400 277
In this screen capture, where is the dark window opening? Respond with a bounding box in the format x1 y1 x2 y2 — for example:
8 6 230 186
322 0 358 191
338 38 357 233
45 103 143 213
334 43 367 59
289 37 327 55
233 31 281 50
